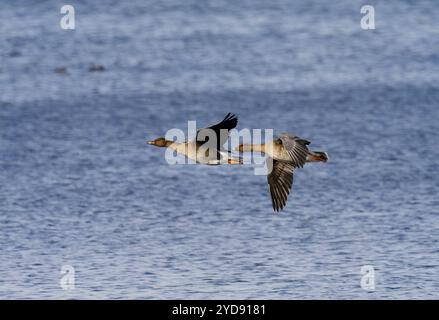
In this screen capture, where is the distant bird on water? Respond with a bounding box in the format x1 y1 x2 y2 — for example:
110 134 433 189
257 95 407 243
147 113 242 165
237 133 328 212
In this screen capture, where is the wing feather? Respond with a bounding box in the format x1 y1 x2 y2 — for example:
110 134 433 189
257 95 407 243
196 113 238 152
279 134 310 168
267 158 295 212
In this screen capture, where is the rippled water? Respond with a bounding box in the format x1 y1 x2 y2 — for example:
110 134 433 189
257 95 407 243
1 0 439 299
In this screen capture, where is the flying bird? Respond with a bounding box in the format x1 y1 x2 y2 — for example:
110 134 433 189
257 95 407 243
147 113 242 165
237 133 328 211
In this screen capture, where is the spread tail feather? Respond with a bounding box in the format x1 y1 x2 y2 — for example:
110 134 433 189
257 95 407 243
306 151 329 162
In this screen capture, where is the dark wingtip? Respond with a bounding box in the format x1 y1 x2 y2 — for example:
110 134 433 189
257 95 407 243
224 113 237 121
220 113 238 130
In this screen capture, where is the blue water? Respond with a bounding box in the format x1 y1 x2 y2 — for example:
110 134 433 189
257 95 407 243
1 0 439 299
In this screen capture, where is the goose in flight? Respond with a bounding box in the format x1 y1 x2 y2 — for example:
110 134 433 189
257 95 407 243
237 133 328 211
147 113 242 165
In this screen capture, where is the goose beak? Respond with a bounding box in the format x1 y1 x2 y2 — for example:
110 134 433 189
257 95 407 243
147 141 154 145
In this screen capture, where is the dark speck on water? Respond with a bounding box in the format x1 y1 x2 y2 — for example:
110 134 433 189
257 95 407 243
89 64 105 72
9 51 21 58
54 67 67 75
0 0 439 299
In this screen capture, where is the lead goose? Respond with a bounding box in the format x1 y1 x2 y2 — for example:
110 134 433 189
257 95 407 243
148 113 242 165
237 133 328 211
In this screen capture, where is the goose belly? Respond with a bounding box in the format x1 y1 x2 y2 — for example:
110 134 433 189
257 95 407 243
171 142 219 164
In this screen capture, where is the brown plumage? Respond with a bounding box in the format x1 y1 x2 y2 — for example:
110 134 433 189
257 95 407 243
238 133 328 212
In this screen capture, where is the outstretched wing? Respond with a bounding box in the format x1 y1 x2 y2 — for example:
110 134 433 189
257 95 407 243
267 158 295 212
278 133 310 168
196 113 238 151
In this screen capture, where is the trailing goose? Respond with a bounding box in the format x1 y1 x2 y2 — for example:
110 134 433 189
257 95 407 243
237 133 328 211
